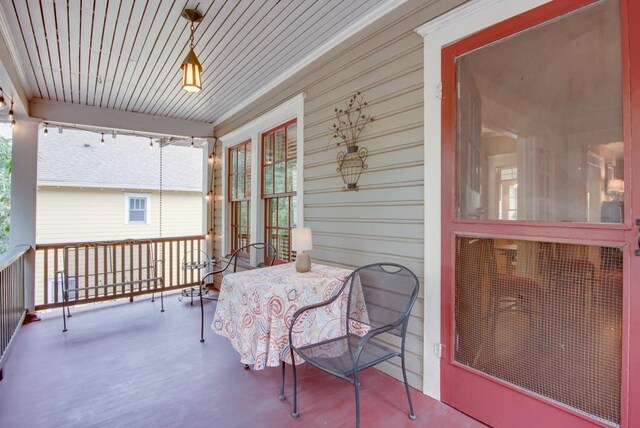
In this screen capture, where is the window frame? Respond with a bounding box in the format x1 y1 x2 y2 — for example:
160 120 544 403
219 93 305 266
228 140 252 257
261 119 297 262
124 193 151 225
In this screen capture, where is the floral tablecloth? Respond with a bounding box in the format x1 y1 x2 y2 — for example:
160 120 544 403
211 262 361 369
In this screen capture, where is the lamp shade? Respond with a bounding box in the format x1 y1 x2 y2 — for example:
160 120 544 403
181 48 202 92
608 179 624 193
292 228 313 252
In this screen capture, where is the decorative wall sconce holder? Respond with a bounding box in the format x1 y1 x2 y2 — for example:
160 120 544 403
337 145 368 191
329 91 374 191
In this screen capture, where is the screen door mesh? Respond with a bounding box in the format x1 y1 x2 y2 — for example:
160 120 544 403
454 236 622 425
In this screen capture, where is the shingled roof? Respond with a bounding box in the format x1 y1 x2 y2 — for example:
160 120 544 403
38 129 203 191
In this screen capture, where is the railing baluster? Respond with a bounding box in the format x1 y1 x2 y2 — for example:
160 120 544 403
43 249 49 306
84 245 89 301
169 241 174 288
189 239 194 285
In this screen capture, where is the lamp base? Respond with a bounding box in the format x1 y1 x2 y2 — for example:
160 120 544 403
295 252 311 273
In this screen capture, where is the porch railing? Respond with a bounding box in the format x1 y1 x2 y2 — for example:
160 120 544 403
35 235 207 310
0 245 28 376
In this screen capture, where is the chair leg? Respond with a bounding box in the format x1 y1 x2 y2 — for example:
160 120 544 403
291 350 299 418
279 361 286 400
354 372 361 428
62 300 68 332
199 284 205 343
401 354 417 420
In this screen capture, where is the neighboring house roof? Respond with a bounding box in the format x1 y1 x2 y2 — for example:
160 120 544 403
38 129 203 191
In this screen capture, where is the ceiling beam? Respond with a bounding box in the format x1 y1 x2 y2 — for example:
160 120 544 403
0 3 30 118
29 99 213 138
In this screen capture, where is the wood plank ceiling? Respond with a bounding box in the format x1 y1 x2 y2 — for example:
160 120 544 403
0 0 387 124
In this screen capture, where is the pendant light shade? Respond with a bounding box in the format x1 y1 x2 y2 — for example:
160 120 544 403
181 48 202 92
181 9 204 92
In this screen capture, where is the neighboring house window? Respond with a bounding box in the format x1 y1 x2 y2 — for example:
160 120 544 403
229 141 251 254
262 120 297 262
124 194 150 224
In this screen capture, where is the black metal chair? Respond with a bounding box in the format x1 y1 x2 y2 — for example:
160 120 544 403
199 242 277 342
287 262 420 428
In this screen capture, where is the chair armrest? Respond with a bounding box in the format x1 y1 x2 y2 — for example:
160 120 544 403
200 258 235 285
288 276 351 349
354 324 397 349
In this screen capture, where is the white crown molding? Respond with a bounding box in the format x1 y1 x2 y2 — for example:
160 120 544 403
415 0 503 37
213 0 410 127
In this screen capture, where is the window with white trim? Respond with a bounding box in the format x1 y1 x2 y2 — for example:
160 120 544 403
219 93 304 266
124 194 150 224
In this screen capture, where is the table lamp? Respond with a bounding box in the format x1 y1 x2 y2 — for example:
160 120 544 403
608 179 624 200
292 227 313 273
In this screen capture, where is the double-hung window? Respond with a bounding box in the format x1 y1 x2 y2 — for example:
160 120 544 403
228 141 251 255
262 120 297 262
125 194 150 224
220 93 304 266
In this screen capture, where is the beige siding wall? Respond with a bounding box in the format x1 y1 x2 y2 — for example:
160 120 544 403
212 0 465 389
37 187 203 244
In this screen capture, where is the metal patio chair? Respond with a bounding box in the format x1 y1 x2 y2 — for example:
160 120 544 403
199 242 277 342
287 262 420 428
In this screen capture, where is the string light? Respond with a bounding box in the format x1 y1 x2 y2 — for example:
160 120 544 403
208 153 214 163
206 191 212 201
100 133 105 145
10 120 15 129
0 87 4 108
8 99 14 121
149 137 154 148
190 137 194 149
112 130 117 139
43 122 49 137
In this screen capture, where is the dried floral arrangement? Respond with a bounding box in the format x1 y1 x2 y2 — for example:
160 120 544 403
330 91 374 150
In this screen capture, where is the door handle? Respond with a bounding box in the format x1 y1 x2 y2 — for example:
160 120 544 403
636 219 640 256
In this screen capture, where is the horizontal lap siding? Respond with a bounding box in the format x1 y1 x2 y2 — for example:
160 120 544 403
36 188 203 243
213 0 465 390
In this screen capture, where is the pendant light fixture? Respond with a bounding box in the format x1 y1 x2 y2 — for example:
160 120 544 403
181 9 204 93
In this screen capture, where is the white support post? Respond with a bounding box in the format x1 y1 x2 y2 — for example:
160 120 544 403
9 120 39 313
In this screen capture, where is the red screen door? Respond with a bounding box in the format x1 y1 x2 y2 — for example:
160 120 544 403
440 0 640 426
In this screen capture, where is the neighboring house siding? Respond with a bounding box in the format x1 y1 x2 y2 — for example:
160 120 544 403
34 187 203 306
36 187 202 244
213 0 465 389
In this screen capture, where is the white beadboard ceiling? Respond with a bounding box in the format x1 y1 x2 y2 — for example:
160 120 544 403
0 0 393 125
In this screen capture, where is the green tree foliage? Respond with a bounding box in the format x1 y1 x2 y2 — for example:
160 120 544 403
0 136 11 254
